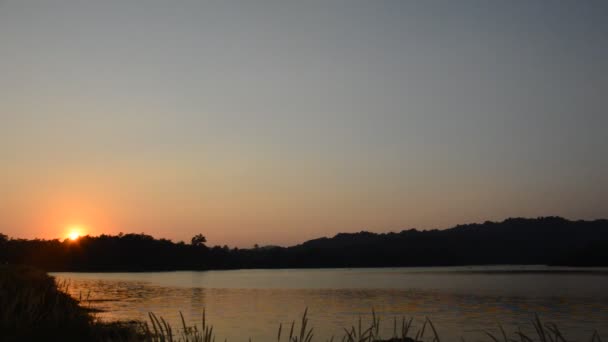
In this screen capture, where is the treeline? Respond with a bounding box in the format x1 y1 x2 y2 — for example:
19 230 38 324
1 217 607 271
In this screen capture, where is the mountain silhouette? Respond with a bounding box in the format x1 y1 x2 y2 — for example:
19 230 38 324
1 217 607 271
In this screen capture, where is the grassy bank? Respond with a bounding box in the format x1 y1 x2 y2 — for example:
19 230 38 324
0 265 604 342
0 265 142 341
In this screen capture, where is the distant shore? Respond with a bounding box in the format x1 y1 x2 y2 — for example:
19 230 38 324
2 217 608 272
49 265 608 274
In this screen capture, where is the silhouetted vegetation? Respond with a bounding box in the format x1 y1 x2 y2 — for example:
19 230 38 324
1 265 604 341
0 265 143 341
1 217 607 272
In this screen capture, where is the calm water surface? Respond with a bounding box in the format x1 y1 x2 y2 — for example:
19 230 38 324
53 266 608 341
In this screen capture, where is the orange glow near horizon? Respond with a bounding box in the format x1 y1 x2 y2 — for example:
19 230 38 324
66 225 86 241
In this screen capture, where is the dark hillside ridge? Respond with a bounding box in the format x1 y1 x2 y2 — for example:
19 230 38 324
285 217 608 267
1 217 607 271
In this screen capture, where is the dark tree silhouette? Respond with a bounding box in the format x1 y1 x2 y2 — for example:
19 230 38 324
191 234 207 246
1 217 607 271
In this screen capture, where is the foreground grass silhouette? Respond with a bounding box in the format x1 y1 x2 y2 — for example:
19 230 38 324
0 265 141 341
0 265 604 342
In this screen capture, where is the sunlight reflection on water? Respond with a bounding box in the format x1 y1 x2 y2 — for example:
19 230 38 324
53 267 608 342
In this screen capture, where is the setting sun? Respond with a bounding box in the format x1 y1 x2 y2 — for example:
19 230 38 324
66 226 85 241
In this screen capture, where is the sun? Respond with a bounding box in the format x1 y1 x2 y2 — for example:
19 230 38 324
68 231 81 241
66 225 85 241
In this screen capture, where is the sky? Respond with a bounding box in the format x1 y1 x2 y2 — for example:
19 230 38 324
1 1 607 247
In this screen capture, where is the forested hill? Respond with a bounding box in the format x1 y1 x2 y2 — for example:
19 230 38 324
287 217 608 267
1 217 607 271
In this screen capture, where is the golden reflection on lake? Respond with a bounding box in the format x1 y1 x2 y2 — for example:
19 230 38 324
53 267 608 342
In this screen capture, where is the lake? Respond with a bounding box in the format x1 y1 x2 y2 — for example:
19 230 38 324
52 266 608 341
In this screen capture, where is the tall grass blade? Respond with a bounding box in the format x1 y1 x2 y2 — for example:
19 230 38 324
485 331 500 342
426 317 441 342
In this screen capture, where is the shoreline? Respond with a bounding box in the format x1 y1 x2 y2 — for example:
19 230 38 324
49 264 608 274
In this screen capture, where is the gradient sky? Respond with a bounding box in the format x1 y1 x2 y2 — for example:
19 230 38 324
1 1 607 247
